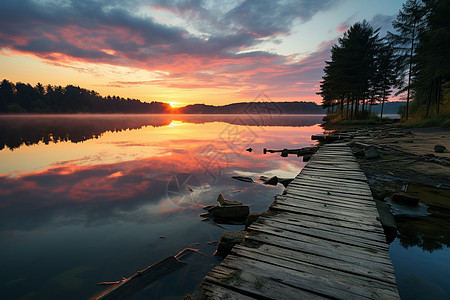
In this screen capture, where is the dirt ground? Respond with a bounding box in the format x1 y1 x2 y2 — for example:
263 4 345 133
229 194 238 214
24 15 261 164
335 126 450 187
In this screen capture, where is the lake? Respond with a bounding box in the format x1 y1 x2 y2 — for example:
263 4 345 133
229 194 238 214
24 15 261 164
1 114 448 299
0 114 323 299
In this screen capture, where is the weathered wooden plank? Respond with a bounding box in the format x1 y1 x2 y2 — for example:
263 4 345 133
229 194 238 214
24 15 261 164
258 214 386 241
197 144 399 299
234 243 397 284
91 256 186 300
200 282 256 300
299 170 368 182
262 211 385 234
281 188 376 209
205 265 325 299
270 202 382 228
274 195 380 219
244 232 396 274
231 247 399 298
292 175 371 188
286 181 373 198
220 255 387 299
248 223 391 261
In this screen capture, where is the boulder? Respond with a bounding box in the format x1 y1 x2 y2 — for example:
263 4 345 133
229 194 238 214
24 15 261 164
351 147 364 157
364 145 380 159
245 212 262 229
217 193 242 206
374 199 397 243
370 187 387 201
216 231 247 257
278 178 294 188
263 176 278 186
374 199 397 230
303 154 312 162
211 205 250 220
392 192 419 206
434 145 446 153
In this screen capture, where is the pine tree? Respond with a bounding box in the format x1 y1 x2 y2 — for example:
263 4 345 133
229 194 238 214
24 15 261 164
388 0 427 120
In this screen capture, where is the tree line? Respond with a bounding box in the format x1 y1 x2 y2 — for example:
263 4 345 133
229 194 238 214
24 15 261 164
0 80 172 114
318 0 450 121
0 79 327 115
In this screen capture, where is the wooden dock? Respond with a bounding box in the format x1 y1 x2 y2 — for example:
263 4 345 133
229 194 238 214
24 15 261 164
198 143 400 299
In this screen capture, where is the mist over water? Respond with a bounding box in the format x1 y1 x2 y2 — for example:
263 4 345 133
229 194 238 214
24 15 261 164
0 114 323 299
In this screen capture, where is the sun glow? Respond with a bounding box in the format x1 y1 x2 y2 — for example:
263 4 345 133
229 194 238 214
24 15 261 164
168 102 178 108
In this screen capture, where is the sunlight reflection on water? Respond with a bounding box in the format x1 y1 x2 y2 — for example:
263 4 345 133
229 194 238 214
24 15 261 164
0 114 323 299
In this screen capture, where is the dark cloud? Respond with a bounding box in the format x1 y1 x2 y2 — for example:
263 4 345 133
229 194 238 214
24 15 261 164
0 0 344 101
225 0 338 37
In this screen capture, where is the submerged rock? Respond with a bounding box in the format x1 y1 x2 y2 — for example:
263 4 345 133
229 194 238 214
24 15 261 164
259 175 278 186
245 212 262 229
374 200 397 229
434 145 446 153
303 154 312 162
216 231 246 257
278 178 294 188
217 193 242 206
392 192 419 206
231 175 254 183
364 145 380 159
370 187 387 201
211 205 250 220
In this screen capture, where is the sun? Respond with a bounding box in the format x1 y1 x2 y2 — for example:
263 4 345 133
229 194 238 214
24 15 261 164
168 102 177 108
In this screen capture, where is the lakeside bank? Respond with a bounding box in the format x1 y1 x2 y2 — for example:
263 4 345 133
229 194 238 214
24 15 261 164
321 125 450 299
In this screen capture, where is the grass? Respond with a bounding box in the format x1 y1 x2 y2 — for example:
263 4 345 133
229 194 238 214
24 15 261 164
322 113 395 130
400 112 450 128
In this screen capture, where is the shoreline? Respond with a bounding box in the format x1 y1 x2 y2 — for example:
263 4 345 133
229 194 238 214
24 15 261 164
325 125 450 188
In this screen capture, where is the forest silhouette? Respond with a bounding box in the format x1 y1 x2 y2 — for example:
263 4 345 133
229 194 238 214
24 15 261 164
0 114 325 151
319 0 450 122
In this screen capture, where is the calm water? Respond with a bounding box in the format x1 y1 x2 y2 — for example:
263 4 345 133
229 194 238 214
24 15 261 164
1 114 449 299
388 183 450 300
0 114 323 299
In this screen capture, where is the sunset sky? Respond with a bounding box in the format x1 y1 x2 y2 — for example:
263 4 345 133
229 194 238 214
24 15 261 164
0 0 405 106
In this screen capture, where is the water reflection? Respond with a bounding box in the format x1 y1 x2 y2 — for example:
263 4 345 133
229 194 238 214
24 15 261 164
391 183 450 252
388 183 450 299
0 114 323 150
0 114 322 299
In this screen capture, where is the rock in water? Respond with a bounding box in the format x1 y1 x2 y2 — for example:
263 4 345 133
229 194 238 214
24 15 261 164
364 145 380 159
374 199 397 243
216 231 246 257
231 175 254 183
262 176 278 186
434 145 446 153
392 192 419 206
303 154 312 162
217 193 242 206
370 187 387 201
245 212 262 229
211 205 250 219
278 178 294 188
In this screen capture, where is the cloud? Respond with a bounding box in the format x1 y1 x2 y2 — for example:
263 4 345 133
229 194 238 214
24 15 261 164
370 14 395 35
0 0 342 101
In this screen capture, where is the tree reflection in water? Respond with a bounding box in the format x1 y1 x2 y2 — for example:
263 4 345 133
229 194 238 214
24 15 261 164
394 184 450 252
0 114 323 150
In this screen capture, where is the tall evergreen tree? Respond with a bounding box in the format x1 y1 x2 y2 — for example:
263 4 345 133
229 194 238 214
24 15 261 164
319 21 382 120
388 0 427 120
413 0 450 116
